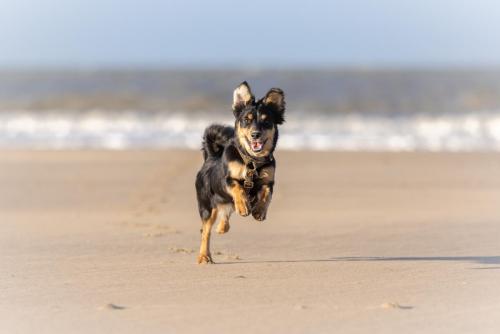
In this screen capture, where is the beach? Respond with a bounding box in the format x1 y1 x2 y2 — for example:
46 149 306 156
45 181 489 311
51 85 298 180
1 150 500 333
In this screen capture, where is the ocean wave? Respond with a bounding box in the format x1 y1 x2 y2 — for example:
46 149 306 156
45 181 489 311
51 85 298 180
1 110 500 151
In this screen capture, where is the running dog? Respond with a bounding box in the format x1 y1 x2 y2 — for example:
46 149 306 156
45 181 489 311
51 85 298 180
195 81 285 264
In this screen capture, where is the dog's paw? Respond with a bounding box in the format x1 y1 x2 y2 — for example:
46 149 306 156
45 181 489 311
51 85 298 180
197 253 214 264
216 221 230 234
235 200 250 217
252 207 267 221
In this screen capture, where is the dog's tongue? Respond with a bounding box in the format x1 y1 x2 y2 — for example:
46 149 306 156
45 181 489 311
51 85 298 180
251 140 263 151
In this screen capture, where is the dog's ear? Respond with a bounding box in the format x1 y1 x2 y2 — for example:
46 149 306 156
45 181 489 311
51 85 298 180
263 88 285 124
232 81 254 117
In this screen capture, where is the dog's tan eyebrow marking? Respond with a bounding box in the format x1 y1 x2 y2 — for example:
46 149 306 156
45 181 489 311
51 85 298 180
260 114 267 120
247 113 253 120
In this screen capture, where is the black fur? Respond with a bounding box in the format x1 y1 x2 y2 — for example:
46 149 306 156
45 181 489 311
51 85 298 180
196 124 238 220
196 124 277 220
195 82 285 263
201 124 234 161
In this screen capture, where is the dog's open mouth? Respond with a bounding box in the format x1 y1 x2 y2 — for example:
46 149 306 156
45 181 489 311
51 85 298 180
250 139 264 152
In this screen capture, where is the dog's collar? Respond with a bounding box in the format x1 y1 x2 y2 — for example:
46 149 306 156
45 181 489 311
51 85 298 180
234 140 273 190
235 139 274 167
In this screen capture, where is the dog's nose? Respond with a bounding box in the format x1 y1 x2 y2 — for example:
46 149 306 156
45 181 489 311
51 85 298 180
251 131 261 139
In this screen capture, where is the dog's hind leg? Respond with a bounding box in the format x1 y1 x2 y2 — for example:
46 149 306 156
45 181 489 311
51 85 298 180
198 208 217 264
216 204 234 234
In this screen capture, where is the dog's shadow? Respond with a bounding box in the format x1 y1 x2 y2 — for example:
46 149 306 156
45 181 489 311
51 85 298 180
218 256 500 268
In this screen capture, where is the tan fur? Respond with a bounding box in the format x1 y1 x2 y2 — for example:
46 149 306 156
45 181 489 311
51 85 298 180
232 83 253 110
227 160 246 180
258 185 272 203
198 208 218 264
252 184 272 221
196 82 284 264
260 127 276 156
236 123 275 158
227 151 275 183
228 181 250 216
216 203 233 234
236 123 252 154
264 90 284 106
258 165 275 183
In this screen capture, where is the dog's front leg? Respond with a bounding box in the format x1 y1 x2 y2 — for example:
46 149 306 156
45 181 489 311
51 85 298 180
252 184 272 221
228 180 250 217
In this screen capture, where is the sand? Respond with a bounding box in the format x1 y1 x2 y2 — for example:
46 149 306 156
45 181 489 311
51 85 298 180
1 150 499 333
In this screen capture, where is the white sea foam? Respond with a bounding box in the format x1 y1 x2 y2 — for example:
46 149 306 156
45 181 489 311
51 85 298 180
1 110 500 151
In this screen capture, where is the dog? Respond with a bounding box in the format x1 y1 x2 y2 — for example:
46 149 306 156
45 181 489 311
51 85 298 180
195 81 285 264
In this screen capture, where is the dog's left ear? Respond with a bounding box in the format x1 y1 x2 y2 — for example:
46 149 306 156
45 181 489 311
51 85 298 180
263 88 285 124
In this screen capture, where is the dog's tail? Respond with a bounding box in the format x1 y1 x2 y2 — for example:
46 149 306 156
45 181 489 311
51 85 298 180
202 124 234 160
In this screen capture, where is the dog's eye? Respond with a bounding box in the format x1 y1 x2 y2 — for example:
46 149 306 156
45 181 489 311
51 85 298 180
243 119 251 125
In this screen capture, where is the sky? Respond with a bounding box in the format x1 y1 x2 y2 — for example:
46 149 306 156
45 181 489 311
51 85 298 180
1 0 500 68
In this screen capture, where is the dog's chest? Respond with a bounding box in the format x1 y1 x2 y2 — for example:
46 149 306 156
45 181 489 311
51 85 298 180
227 161 247 180
227 161 275 182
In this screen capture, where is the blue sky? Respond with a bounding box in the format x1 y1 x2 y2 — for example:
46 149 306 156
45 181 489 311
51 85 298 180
1 0 500 68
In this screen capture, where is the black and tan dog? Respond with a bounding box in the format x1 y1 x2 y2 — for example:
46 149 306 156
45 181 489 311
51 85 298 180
195 82 285 264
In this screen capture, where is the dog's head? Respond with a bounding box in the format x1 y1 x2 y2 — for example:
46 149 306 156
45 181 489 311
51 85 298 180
232 82 285 158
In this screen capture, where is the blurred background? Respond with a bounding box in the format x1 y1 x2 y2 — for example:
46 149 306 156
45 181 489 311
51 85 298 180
1 0 500 150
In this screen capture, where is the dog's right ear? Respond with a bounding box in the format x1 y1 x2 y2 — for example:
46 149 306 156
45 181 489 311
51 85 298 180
232 81 254 117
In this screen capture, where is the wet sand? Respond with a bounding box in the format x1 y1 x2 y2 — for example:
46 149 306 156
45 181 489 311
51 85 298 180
1 150 500 333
